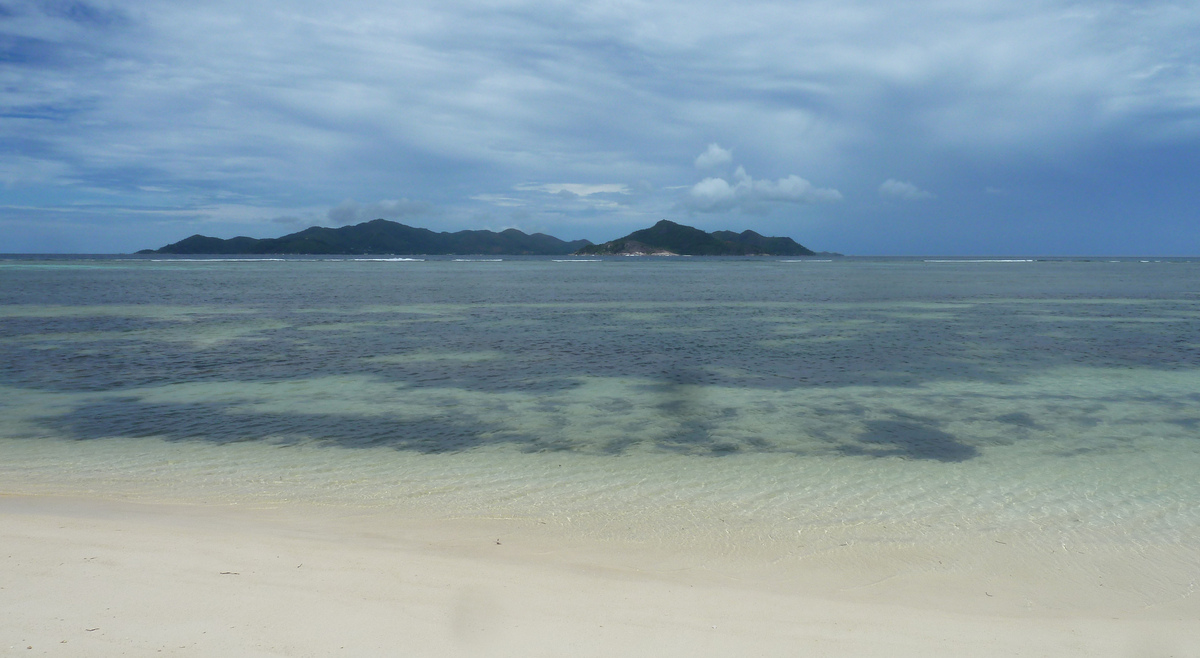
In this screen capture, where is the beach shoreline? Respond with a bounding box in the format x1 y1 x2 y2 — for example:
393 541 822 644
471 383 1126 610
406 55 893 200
3 492 1195 657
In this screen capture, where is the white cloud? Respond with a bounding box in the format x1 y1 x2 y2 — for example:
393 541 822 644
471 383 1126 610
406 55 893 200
689 177 736 208
694 143 733 169
514 183 630 196
752 173 843 202
328 198 431 225
470 194 525 207
879 179 935 201
687 165 842 212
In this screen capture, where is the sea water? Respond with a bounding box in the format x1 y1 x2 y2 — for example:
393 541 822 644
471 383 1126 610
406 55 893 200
2 256 1199 583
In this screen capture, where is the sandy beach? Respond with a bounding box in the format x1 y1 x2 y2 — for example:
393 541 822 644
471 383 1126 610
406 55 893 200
3 493 1196 657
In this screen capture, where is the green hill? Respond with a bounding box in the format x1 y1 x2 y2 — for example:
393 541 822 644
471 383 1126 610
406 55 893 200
140 219 592 255
576 220 815 256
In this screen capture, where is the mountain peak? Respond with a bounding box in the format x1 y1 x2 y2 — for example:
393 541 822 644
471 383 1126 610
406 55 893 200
577 221 815 256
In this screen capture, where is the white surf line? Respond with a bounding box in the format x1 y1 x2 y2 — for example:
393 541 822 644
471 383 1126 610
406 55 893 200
923 259 1035 263
552 259 601 262
452 258 503 262
779 259 832 262
349 258 425 262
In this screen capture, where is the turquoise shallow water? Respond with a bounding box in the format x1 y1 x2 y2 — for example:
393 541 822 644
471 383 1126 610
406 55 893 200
2 256 1199 555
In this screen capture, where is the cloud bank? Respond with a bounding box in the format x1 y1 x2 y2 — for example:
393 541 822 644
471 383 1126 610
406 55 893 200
1 0 1198 253
686 142 842 213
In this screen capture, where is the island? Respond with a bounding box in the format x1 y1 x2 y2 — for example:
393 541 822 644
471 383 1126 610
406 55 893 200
139 219 592 256
139 217 831 257
575 219 817 256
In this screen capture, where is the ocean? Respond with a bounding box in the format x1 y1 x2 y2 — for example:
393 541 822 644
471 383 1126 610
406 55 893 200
2 255 1199 600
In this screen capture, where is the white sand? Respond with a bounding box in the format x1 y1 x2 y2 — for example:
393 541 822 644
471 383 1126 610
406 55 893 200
2 494 1196 657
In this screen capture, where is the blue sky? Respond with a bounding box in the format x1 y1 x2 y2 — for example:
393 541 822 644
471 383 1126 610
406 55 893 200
2 0 1198 254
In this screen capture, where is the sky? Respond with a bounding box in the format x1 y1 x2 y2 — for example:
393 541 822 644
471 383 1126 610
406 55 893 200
2 0 1198 255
